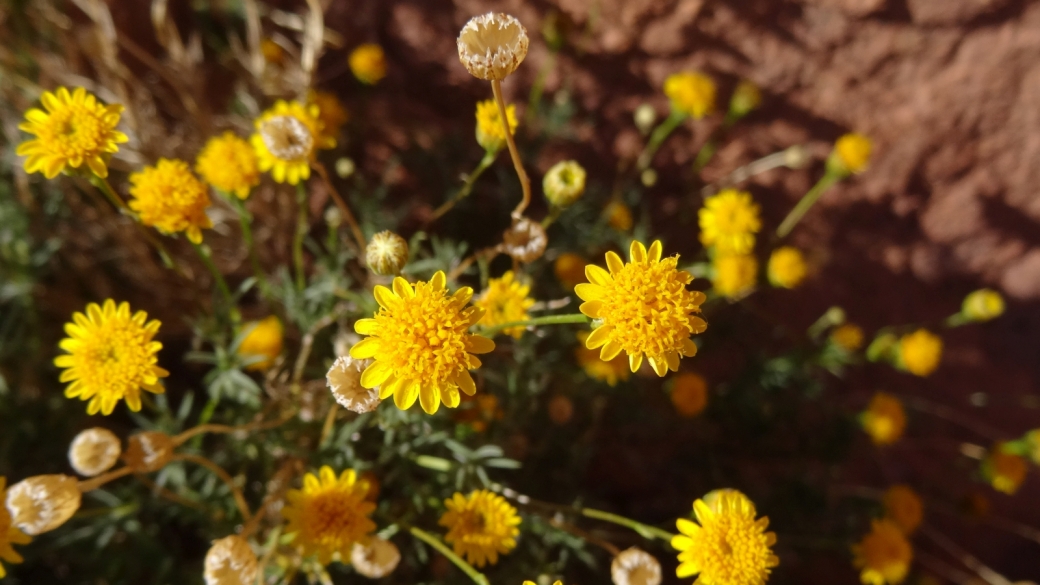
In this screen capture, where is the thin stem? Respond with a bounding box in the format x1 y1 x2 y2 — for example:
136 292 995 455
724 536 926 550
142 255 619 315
255 525 283 585
294 182 309 290
174 453 252 521
77 466 134 492
477 313 589 336
429 151 497 223
540 206 564 229
775 172 840 238
313 161 366 251
636 110 686 171
319 404 340 449
692 138 718 173
548 516 621 556
171 412 296 446
581 507 677 542
702 146 808 198
190 241 234 309
89 175 179 271
491 79 531 220
901 396 1004 443
134 473 208 511
409 526 490 585
227 194 269 295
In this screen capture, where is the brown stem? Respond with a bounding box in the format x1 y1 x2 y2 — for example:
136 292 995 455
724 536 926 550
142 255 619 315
77 466 134 492
134 473 208 511
319 404 340 448
313 161 366 251
548 516 621 556
491 79 531 219
448 245 502 281
174 453 252 522
171 413 295 447
902 396 1005 443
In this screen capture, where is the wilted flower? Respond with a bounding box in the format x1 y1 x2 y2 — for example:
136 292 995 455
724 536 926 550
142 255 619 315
129 159 213 244
502 217 548 263
440 489 521 567
861 393 906 446
351 537 401 578
326 356 381 414
124 431 175 473
830 133 872 175
237 316 283 372
670 372 708 418
68 428 121 477
475 99 518 152
611 547 662 585
852 519 912 585
349 44 387 85
961 289 1005 322
457 13 529 80
897 329 942 377
0 478 31 579
366 231 409 276
5 474 81 535
767 247 808 289
204 535 258 585
251 100 333 185
664 72 716 119
542 160 587 208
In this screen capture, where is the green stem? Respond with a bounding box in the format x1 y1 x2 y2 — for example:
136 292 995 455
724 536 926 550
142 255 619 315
227 194 269 295
540 205 564 229
945 313 971 328
430 151 497 222
409 526 490 585
294 182 308 291
190 241 233 308
89 175 178 270
636 110 686 171
581 507 678 542
776 171 840 238
692 138 718 173
478 313 589 336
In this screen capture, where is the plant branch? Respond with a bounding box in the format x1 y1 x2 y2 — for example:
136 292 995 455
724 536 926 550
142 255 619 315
491 79 531 220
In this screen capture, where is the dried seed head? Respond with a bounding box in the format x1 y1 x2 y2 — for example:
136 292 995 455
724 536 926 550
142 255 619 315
204 535 259 585
351 536 401 578
611 547 663 585
124 431 175 473
258 115 314 162
5 474 82 535
327 356 381 413
68 428 122 477
366 231 409 276
502 217 547 263
457 13 529 80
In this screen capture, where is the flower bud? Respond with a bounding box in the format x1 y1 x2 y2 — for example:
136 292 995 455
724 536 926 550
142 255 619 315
767 247 808 289
611 547 662 585
664 72 715 119
124 431 175 473
5 474 81 535
69 428 121 477
633 104 657 135
962 289 1005 322
542 160 586 208
828 133 872 175
351 536 401 578
728 80 762 119
457 13 529 80
335 157 356 179
327 356 381 413
237 316 283 372
366 230 409 276
349 44 387 85
204 535 258 585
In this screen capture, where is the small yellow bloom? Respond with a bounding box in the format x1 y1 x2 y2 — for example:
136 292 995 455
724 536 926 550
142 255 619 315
984 446 1027 495
308 90 349 144
670 372 708 417
282 466 376 566
882 485 923 535
605 200 634 231
831 324 865 352
577 241 707 377
729 80 762 118
525 581 563 585
712 254 758 300
439 490 521 568
543 160 587 208
861 392 906 446
350 272 495 414
476 271 536 339
575 331 630 386
128 158 213 244
237 316 283 372
554 252 587 289
195 132 260 199
664 72 716 119
897 329 942 377
349 43 387 85
699 189 761 255
832 133 872 174
852 519 912 585
17 87 128 179
475 99 518 152
962 289 1005 322
671 490 778 585
1025 429 1040 465
251 100 333 185
0 477 31 579
54 300 168 415
767 247 808 289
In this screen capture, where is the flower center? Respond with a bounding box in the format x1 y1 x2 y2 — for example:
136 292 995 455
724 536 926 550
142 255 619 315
307 491 363 544
43 106 106 158
260 115 313 161
374 284 470 384
79 321 152 396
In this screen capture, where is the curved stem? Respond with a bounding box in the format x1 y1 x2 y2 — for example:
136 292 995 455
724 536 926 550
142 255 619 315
477 313 589 336
776 172 840 238
313 161 366 251
581 507 678 542
636 110 686 171
77 466 134 492
133 473 207 511
409 526 490 585
171 412 295 447
174 453 251 521
430 150 497 223
491 79 531 220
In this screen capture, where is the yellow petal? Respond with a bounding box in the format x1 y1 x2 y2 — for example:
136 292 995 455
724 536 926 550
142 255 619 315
575 283 604 301
354 318 379 335
361 361 393 388
585 264 612 286
682 338 699 357
419 385 440 414
373 285 398 309
629 352 643 373
392 277 414 299
453 371 477 396
648 240 663 262
630 240 647 263
465 335 495 354
350 338 380 359
585 326 610 349
394 380 420 410
430 271 447 291
605 251 625 275
648 356 668 377
599 341 623 361
665 351 680 372
675 518 700 537
579 300 602 318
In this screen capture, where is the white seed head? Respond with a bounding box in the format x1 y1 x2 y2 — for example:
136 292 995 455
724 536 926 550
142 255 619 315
68 427 122 477
5 474 82 535
502 216 547 263
124 431 175 473
327 355 381 413
457 13 529 80
366 231 409 276
259 115 314 161
204 535 259 585
351 536 401 578
611 547 662 585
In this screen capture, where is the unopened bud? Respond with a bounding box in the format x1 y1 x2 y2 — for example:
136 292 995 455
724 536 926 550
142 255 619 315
634 104 657 135
366 231 409 276
69 428 121 477
124 431 175 473
543 160 587 208
204 535 258 585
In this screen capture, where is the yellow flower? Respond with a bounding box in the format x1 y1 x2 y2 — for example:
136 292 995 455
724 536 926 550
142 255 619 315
897 329 942 377
671 490 778 585
17 87 128 179
962 289 1005 322
575 331 630 386
554 252 587 289
712 254 758 299
577 241 707 377
308 90 349 143
476 271 535 339
195 132 260 199
543 160 587 208
251 100 333 185
831 324 865 352
350 272 495 414
349 43 387 85
0 477 31 579
1026 429 1040 465
525 581 563 585
852 519 912 585
260 38 284 64
54 300 168 415
832 133 872 174
282 466 376 566
861 392 906 446
699 189 761 255
767 247 808 289
729 80 762 118
984 446 1027 495
128 158 213 244
605 200 634 231
237 316 283 372
670 372 708 417
439 489 521 568
664 72 716 119
883 485 923 535
475 99 518 152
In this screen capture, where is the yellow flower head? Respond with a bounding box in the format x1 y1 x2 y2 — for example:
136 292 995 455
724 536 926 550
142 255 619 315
308 90 349 144
605 200 634 231
439 489 521 568
984 446 1027 495
0 477 31 579
861 392 906 446
526 581 563 585
17 87 128 179
476 271 536 339
670 372 708 417
831 324 865 352
251 100 333 185
1026 429 1040 465
852 519 912 585
664 72 716 119
712 254 758 300
350 272 495 414
883 485 923 535
282 466 376 566
554 252 587 289
671 490 779 585
577 241 707 377
195 132 260 199
475 99 518 152
832 133 872 175
54 300 168 415
128 159 213 244
237 316 283 372
575 331 630 386
699 189 761 254
962 289 1005 322
349 43 387 85
767 247 808 289
897 329 942 377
